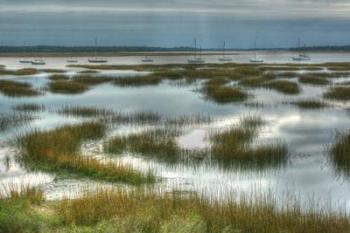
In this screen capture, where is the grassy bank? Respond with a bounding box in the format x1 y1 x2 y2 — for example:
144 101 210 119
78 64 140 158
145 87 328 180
324 86 350 101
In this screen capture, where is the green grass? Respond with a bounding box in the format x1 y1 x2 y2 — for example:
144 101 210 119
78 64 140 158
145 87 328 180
48 80 89 94
265 80 300 95
56 189 350 233
40 69 66 73
324 86 350 101
298 75 330 85
290 99 329 109
210 118 287 168
17 122 155 184
48 74 70 81
13 103 45 112
239 74 274 87
0 186 46 233
330 132 350 176
0 80 40 97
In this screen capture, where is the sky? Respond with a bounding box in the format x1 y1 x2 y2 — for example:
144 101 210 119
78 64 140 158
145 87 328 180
0 0 350 48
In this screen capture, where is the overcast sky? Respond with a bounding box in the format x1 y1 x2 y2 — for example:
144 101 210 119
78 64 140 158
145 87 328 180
0 0 349 48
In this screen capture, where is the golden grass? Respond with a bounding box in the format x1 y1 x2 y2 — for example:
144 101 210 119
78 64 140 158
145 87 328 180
17 122 154 184
113 74 162 87
57 189 350 233
202 84 248 103
72 75 112 85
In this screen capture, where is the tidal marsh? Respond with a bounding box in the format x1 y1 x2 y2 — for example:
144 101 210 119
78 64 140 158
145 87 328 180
48 80 89 94
298 75 330 85
265 80 300 95
290 99 329 109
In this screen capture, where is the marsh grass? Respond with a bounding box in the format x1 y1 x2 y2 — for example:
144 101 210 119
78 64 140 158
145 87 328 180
0 68 38 76
290 99 329 109
202 84 248 103
40 69 66 73
48 80 89 94
0 113 34 131
13 103 45 112
17 122 154 184
0 80 40 97
265 80 300 95
239 74 274 87
57 189 350 233
298 75 330 85
330 132 350 176
113 74 162 87
210 117 287 168
105 129 180 162
324 86 350 101
72 75 113 86
48 74 69 81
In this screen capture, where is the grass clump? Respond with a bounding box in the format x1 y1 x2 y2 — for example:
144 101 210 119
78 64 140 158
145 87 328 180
57 189 350 233
324 86 350 101
113 74 162 87
202 84 248 103
0 68 38 76
48 74 69 81
290 99 329 109
105 129 179 162
210 117 287 168
48 81 89 94
72 75 112 86
0 80 40 97
330 132 350 176
17 122 154 184
266 80 300 95
299 75 330 85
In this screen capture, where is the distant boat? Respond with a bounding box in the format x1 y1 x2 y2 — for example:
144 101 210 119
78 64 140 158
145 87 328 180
188 38 205 64
218 40 232 62
250 37 264 63
142 56 154 63
88 38 108 63
292 38 311 61
19 59 32 64
31 59 46 65
19 45 32 64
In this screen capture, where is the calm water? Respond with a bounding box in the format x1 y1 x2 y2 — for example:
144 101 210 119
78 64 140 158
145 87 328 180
1 53 350 212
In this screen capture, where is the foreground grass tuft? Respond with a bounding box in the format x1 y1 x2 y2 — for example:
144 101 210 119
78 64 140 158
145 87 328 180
0 113 34 131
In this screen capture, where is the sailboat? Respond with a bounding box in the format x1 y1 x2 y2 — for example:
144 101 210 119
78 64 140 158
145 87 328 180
142 55 154 63
19 45 32 64
218 41 232 62
250 37 264 63
188 38 205 64
31 58 46 65
88 38 108 63
292 38 311 61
